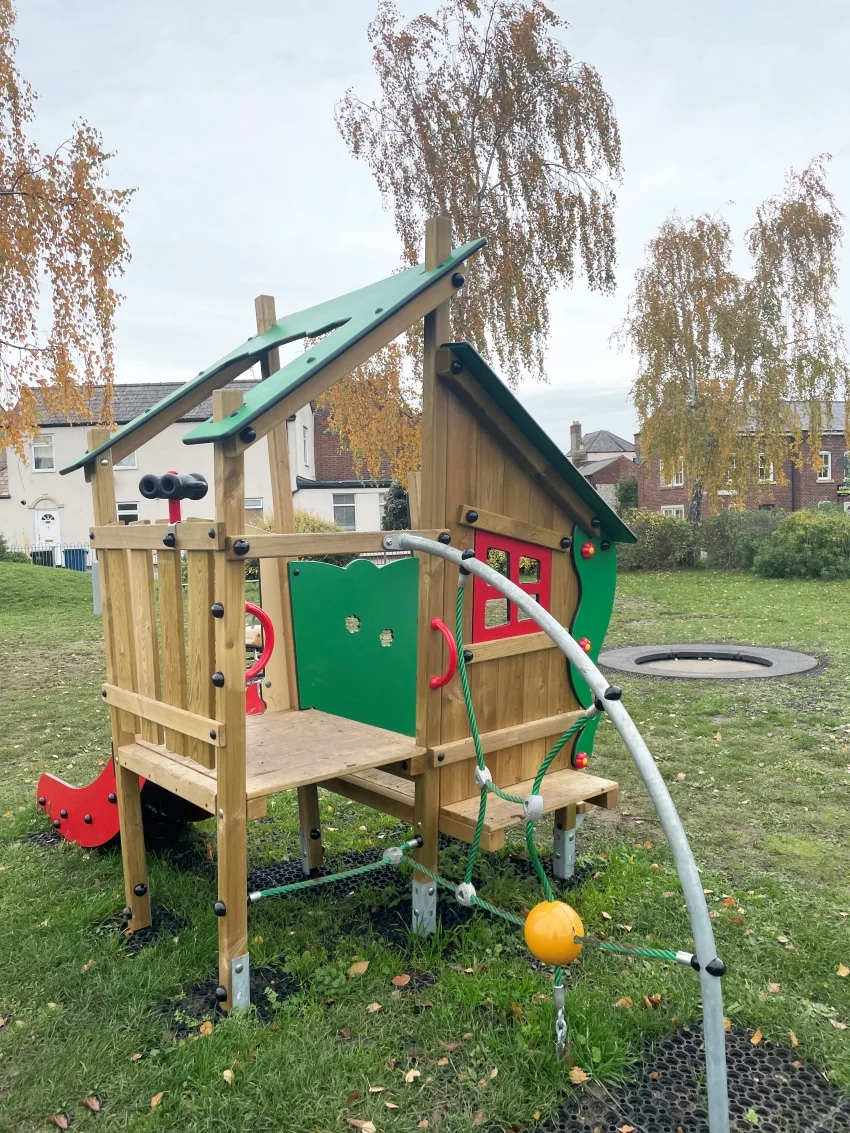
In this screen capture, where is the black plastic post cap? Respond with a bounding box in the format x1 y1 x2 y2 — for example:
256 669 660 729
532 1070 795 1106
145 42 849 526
212 671 225 687
451 272 465 288
38 796 46 806
122 906 133 920
233 539 250 556
412 835 424 848
706 957 726 977
108 792 117 804
215 985 228 1002
214 900 227 917
603 685 623 701
134 883 147 896
465 510 479 523
463 649 473 662
239 426 257 444
449 358 463 374
162 531 177 548
560 536 572 549
310 828 321 840
437 532 452 545
210 603 224 618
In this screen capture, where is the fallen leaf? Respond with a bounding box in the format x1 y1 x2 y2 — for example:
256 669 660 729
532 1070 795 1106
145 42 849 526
676 772 686 781
366 1002 382 1014
253 935 264 943
473 1112 487 1127
440 1040 460 1051
47 1116 69 1129
462 1032 474 1039
346 1121 376 1133
614 997 633 1009
417 1122 429 1128
490 1067 498 1079
837 964 850 978
649 1071 659 1079
750 1029 762 1045
777 935 789 944
768 983 781 994
349 960 370 978
392 974 411 987
205 841 213 860
80 1097 101 1113
81 959 95 973
385 1101 400 1109
789 1030 798 1046
723 1018 732 1032
643 994 662 1009
601 911 612 921
829 1018 848 1030
150 1092 164 1107
222 1069 234 1085
437 1057 449 1066
404 1068 421 1083
347 1092 361 1104
130 1053 142 1061
618 1125 635 1133
199 1020 213 1036
533 1112 541 1121
731 917 745 927
569 1067 590 1084
368 1086 386 1093
508 1001 523 1020
722 897 735 908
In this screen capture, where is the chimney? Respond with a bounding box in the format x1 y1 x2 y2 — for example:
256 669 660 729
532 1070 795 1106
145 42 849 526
569 421 584 464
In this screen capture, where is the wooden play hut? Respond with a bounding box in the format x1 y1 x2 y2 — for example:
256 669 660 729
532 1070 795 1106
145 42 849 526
54 219 634 1009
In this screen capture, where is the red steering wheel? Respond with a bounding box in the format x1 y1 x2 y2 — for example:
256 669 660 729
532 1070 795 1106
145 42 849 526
245 601 275 682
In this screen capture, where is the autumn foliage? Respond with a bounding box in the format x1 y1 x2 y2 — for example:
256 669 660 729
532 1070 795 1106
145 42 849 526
0 0 132 454
327 0 622 480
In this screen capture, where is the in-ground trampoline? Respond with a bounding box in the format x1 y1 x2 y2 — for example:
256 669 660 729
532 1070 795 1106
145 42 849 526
599 644 818 680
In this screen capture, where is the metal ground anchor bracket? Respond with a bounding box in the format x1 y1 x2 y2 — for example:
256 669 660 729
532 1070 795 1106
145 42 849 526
411 878 437 935
230 953 251 1011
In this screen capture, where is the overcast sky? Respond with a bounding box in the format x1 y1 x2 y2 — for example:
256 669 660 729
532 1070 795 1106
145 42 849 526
16 0 850 450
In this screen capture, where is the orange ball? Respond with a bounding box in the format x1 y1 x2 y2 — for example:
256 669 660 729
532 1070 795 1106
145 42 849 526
524 900 584 966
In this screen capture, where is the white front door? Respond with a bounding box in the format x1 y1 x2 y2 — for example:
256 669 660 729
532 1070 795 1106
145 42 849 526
35 507 60 547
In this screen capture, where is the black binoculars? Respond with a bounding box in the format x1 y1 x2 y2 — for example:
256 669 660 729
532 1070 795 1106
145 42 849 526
138 472 209 501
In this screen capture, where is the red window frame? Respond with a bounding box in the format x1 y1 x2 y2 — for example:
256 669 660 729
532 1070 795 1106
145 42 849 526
471 530 552 643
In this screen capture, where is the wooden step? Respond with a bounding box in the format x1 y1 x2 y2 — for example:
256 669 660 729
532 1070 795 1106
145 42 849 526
327 766 618 853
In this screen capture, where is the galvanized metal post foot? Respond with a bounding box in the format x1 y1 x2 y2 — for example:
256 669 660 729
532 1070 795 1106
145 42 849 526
553 812 582 881
299 826 312 877
230 953 251 1011
411 878 437 935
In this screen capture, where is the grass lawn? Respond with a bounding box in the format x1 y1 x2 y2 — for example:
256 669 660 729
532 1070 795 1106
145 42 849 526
0 561 849 1132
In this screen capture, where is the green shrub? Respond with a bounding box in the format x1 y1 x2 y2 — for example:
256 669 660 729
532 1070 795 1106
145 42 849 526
753 509 850 579
381 481 410 530
618 508 696 571
698 509 785 569
615 473 639 513
0 534 31 565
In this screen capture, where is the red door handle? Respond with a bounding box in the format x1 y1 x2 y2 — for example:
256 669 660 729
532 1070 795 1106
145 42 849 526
429 617 459 690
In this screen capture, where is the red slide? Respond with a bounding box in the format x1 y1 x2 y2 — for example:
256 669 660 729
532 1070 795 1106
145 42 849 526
36 602 276 849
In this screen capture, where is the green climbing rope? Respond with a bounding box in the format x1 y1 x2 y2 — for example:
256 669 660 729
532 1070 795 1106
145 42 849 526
576 937 680 962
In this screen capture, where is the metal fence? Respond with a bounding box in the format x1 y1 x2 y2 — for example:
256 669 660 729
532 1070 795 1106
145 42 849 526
4 543 92 571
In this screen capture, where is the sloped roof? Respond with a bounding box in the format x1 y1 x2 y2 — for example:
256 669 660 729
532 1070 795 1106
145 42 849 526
36 381 260 428
787 402 846 431
582 428 634 453
446 343 635 544
578 456 628 477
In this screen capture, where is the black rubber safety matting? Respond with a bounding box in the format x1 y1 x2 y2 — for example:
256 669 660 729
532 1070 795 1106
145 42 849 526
528 1025 850 1133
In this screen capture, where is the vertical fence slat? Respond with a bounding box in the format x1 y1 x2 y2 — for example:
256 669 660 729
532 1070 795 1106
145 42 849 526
158 549 190 755
128 548 164 746
186 550 217 768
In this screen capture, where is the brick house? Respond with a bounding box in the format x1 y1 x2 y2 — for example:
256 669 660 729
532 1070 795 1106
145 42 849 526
568 421 638 509
636 402 849 516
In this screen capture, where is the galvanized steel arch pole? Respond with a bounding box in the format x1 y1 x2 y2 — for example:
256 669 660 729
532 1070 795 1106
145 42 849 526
384 532 729 1133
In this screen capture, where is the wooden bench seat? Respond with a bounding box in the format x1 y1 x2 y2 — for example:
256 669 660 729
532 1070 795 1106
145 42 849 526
325 766 618 852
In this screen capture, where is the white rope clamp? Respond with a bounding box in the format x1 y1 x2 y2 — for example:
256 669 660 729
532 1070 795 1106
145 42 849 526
455 881 477 907
523 794 544 822
473 765 493 790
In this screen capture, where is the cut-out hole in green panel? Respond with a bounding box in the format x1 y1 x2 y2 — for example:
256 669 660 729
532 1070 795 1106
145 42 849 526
289 557 419 736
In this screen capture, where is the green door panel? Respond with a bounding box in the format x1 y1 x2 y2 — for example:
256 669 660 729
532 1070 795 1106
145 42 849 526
568 527 618 760
289 557 419 737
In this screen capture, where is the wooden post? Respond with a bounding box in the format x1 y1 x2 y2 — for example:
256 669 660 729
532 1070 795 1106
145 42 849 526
412 216 453 931
87 429 151 932
255 293 323 874
212 390 250 1010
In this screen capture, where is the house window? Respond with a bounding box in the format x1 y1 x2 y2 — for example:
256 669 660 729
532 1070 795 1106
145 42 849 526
333 493 356 531
660 458 684 488
471 531 552 643
758 453 775 483
245 497 264 511
661 505 685 518
303 425 309 466
817 451 831 482
844 451 850 482
117 502 139 525
114 451 137 469
758 504 775 511
32 435 55 471
378 492 388 523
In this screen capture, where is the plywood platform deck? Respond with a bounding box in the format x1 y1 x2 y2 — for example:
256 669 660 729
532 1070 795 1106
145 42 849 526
116 708 425 815
326 766 619 852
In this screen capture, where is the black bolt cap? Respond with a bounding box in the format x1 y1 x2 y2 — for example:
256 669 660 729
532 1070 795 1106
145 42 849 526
102 689 107 697
590 517 601 528
239 426 257 444
212 671 225 687
594 698 604 712
465 510 479 523
690 956 702 972
38 796 46 806
449 358 463 374
53 819 61 828
601 539 611 550
451 272 465 288
437 531 452 544
122 906 133 920
309 828 321 840
215 985 228 1002
89 531 95 540
84 814 93 824
706 957 726 977
411 835 424 848
108 792 117 804
210 602 224 618
134 883 147 896
603 685 622 701
463 649 473 663
560 536 572 549
209 729 217 740
214 900 227 917
60 809 68 818
232 538 250 556
162 531 177 548
208 527 216 538
437 752 445 762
